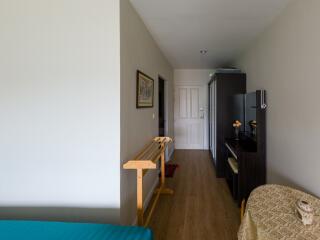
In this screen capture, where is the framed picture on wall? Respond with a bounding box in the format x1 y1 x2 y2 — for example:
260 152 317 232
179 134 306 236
136 70 154 108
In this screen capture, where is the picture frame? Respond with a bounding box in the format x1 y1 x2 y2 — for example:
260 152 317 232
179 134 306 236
136 70 154 108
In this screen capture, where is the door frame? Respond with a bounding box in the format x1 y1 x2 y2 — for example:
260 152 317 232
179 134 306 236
208 80 216 159
159 75 170 160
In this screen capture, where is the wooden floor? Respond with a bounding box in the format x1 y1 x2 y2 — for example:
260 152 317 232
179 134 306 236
147 150 240 240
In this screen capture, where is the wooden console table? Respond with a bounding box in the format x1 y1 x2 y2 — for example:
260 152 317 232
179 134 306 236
123 137 174 226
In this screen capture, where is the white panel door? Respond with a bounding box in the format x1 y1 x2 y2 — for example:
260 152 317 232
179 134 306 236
174 86 205 149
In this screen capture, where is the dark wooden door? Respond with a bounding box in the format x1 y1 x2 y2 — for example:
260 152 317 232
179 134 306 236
159 77 165 136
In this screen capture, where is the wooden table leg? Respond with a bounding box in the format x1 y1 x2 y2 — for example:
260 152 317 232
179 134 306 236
137 169 144 226
155 150 174 195
160 151 165 185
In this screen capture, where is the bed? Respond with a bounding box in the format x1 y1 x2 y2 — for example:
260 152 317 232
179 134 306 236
0 220 153 240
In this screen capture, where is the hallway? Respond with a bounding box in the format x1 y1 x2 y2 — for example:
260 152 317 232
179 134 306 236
148 150 240 240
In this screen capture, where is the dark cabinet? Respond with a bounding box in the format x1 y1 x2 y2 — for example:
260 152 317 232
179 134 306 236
225 90 267 205
208 73 246 178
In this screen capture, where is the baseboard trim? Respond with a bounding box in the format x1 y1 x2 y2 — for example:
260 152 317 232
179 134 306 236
144 176 160 212
131 176 159 226
167 145 175 162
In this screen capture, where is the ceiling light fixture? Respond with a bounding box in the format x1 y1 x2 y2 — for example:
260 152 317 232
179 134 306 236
200 50 208 55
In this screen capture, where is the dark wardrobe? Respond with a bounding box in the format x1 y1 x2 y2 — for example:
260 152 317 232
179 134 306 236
208 73 246 177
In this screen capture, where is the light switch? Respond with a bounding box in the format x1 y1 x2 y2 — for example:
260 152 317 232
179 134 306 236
152 113 155 119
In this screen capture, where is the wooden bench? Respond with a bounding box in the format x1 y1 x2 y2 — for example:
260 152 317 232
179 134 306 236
123 137 174 226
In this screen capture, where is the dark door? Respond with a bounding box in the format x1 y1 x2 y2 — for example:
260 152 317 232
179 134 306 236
159 77 165 136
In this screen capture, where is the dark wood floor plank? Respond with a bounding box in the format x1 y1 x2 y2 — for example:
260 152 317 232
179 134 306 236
147 150 240 240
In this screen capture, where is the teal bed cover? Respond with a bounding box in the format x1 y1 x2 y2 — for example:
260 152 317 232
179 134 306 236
0 220 153 240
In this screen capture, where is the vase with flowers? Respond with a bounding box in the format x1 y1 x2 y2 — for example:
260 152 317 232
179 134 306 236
233 120 242 140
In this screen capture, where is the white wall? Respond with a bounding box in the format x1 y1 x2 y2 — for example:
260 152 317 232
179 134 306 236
236 0 320 196
0 0 121 222
120 0 174 225
174 69 214 150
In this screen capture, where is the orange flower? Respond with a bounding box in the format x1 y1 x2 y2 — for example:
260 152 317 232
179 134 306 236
233 120 242 128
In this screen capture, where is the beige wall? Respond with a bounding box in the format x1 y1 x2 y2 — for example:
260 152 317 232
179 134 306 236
0 0 121 222
120 0 174 225
236 0 320 196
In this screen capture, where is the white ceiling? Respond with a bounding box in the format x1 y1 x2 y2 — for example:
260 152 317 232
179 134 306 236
130 0 292 69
